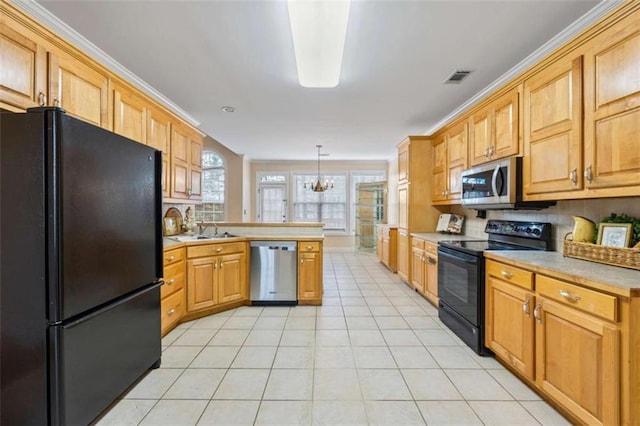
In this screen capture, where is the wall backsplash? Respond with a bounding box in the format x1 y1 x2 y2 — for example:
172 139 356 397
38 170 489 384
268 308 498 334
450 197 640 251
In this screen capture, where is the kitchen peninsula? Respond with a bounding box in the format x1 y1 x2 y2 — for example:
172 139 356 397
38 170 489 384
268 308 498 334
161 222 324 335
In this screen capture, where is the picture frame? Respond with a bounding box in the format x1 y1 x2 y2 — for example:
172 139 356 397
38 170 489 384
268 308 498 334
596 223 632 248
163 217 179 236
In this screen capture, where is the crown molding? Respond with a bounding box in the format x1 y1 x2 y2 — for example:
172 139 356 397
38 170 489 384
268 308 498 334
425 0 625 135
11 0 200 128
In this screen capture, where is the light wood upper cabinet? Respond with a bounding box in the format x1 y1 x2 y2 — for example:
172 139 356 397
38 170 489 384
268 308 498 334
48 51 109 128
147 106 173 198
582 16 640 193
171 123 203 200
431 137 447 203
0 21 47 110
469 88 520 166
535 298 619 426
397 142 409 183
112 81 147 144
523 55 583 198
446 122 468 202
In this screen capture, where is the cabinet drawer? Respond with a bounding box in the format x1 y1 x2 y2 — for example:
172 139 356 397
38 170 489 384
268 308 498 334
486 260 533 290
162 262 185 299
188 241 246 258
164 247 185 266
161 288 185 333
300 241 321 252
411 238 425 250
424 241 438 255
537 275 617 322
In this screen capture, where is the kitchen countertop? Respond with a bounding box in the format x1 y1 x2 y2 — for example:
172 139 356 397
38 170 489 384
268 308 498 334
410 232 484 244
484 251 640 297
163 235 324 249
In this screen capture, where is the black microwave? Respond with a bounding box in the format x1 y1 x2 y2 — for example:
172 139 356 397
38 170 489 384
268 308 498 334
460 157 555 210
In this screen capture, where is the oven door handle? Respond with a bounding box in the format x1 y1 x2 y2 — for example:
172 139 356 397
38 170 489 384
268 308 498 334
491 164 500 197
437 248 478 264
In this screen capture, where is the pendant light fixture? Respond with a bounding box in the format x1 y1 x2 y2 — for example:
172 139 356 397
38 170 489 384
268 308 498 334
305 145 333 192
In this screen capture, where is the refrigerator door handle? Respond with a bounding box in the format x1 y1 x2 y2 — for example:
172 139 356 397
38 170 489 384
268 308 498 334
62 282 163 329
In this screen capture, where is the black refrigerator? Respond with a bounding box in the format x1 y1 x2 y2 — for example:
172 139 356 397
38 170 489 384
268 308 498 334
0 107 163 425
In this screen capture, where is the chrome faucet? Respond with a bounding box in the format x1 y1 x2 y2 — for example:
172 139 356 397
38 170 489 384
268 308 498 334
198 222 207 235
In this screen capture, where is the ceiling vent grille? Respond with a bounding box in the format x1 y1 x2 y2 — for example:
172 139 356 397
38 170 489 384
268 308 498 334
444 70 472 84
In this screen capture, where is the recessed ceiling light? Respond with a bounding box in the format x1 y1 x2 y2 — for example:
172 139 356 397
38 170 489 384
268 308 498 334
221 106 235 113
287 0 351 88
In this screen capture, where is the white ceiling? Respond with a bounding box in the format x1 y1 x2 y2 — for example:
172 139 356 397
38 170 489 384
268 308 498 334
35 0 602 161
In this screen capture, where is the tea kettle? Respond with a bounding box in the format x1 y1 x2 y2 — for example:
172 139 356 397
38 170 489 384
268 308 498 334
570 216 596 243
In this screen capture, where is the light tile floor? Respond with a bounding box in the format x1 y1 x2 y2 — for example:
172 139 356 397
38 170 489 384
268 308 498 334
96 251 571 425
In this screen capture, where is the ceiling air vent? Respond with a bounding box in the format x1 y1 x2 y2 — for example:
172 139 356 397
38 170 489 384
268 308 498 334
444 70 472 84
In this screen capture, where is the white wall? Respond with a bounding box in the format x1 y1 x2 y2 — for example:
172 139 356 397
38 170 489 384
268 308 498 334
242 155 251 222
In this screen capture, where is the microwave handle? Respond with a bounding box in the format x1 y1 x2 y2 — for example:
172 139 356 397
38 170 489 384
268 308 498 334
491 164 500 197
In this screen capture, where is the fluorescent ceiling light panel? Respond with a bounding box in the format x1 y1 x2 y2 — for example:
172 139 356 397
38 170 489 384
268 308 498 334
287 0 351 88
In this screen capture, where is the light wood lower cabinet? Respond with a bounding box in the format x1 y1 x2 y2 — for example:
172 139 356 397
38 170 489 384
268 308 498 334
485 258 629 425
161 247 186 335
397 229 409 284
409 237 438 306
376 225 397 272
298 241 323 305
186 242 247 313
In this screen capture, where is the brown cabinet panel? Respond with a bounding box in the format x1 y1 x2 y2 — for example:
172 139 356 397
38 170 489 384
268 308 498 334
186 257 217 311
48 51 109 128
171 123 202 200
397 229 409 284
112 81 147 144
298 250 322 302
0 22 47 110
161 288 185 335
218 253 245 304
147 106 173 197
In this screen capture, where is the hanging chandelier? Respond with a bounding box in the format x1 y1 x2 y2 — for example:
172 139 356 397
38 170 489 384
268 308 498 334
305 145 333 192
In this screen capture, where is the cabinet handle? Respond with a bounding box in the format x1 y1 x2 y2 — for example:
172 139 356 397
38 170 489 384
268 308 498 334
485 147 490 158
213 260 217 269
166 256 175 262
522 298 531 317
216 247 223 253
500 270 513 279
489 146 495 157
300 259 304 264
533 303 542 323
427 257 436 265
559 290 581 302
306 245 313 250
186 188 192 197
52 97 60 107
38 91 47 106
167 308 176 316
569 168 578 185
220 260 223 269
584 165 593 183
166 278 175 285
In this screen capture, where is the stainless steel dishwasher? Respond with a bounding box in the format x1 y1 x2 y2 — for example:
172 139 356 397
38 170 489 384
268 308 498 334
250 241 298 305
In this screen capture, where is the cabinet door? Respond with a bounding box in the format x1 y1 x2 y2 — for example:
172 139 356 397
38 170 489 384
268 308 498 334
486 277 535 380
48 51 109 128
493 88 520 161
431 138 447 202
446 122 468 202
112 82 147 144
218 252 245 304
410 247 425 293
186 257 217 311
298 251 321 301
189 137 202 199
171 124 202 200
425 254 438 303
397 229 409 284
147 106 173 198
0 22 47 110
523 56 583 197
397 183 408 230
469 109 492 166
583 17 640 192
535 298 619 426
376 229 384 262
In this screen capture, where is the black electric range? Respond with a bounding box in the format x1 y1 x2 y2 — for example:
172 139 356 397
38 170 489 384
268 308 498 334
437 220 553 355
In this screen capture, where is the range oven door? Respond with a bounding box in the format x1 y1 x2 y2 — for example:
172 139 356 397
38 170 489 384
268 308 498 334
437 245 483 326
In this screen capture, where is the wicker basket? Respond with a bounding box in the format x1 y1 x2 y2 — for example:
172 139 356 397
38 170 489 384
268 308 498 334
563 238 640 270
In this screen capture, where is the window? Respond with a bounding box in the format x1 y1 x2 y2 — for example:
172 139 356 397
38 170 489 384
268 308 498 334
293 173 347 230
194 150 225 222
257 173 289 223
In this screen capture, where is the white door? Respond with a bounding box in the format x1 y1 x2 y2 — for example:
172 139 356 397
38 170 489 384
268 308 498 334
258 184 288 222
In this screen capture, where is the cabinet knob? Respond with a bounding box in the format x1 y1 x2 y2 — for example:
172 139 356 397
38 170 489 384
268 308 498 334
522 298 531 317
300 259 304 264
52 97 60 107
167 308 176 316
166 278 175 285
533 304 542 324
166 256 175 262
216 247 223 253
583 165 593 184
500 270 513 279
559 290 581 302
569 168 578 185
306 245 313 250
427 257 436 265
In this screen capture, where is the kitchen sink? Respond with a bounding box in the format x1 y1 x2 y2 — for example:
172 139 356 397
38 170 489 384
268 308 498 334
166 232 239 243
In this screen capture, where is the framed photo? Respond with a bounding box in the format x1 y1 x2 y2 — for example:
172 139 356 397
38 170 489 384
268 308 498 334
163 217 179 236
596 223 632 248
